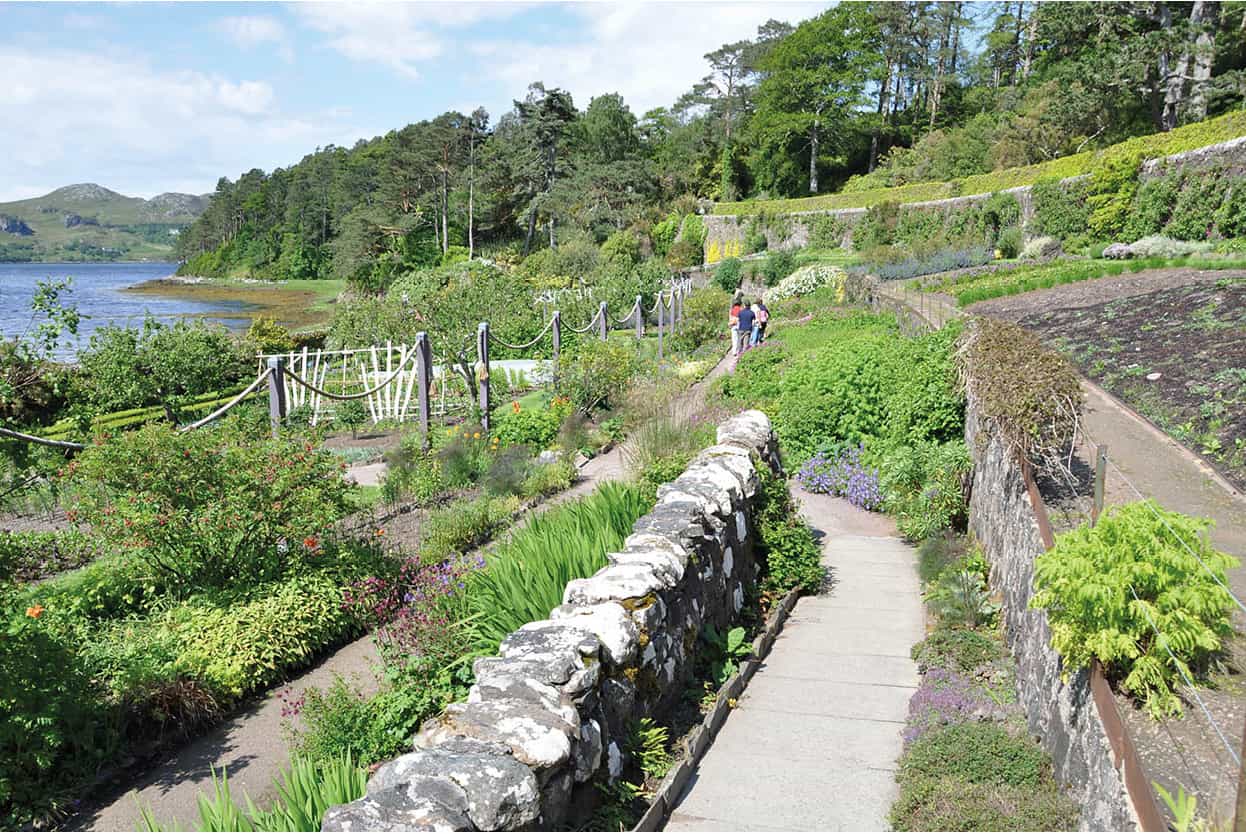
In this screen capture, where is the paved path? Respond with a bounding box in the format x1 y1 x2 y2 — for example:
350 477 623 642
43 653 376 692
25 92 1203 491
666 489 923 832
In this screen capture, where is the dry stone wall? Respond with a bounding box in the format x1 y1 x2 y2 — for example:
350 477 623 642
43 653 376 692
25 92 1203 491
322 410 780 832
965 403 1138 831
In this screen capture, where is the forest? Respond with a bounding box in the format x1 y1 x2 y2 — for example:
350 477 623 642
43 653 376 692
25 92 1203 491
178 1 1246 290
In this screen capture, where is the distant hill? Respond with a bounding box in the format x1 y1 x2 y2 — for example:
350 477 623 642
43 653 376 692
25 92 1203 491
0 183 210 263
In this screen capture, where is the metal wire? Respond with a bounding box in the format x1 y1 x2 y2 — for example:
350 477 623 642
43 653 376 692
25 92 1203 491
285 348 418 400
178 368 272 432
491 315 555 350
1127 582 1242 768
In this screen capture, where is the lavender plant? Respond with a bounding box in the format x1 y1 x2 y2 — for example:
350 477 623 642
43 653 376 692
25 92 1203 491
902 667 1001 745
797 444 883 510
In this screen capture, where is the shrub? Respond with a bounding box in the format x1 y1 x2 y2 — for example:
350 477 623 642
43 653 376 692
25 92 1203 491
0 613 118 828
666 237 703 269
419 495 519 563
66 421 353 593
244 318 295 356
1019 236 1061 260
1030 501 1238 718
672 287 731 353
1166 171 1227 240
923 545 997 628
166 568 371 699
858 246 993 281
761 250 796 287
808 215 847 249
1124 173 1180 240
878 440 972 542
76 318 248 417
520 458 576 498
490 396 572 450
911 629 1005 675
762 264 847 303
1125 234 1213 258
556 339 642 415
854 201 900 250
713 258 742 292
915 532 970 584
1030 177 1089 240
754 467 824 596
464 483 651 652
334 400 369 437
899 722 1049 788
382 439 446 506
996 227 1022 259
891 776 1078 832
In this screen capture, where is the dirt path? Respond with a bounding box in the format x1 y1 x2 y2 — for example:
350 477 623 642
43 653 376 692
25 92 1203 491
74 348 736 832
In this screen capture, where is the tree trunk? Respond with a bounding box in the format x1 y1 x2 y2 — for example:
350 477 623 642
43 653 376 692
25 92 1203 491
950 2 962 73
870 57 894 172
809 118 819 195
549 215 556 250
467 138 475 260
1021 1 1040 80
930 4 953 129
523 208 536 255
1187 1 1220 123
441 171 448 255
1010 1 1025 87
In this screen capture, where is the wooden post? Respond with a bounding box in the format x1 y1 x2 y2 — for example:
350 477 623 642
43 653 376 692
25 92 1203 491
416 331 431 449
266 356 286 438
634 295 643 339
477 321 491 432
598 302 608 341
551 310 562 385
657 291 665 360
1092 445 1108 526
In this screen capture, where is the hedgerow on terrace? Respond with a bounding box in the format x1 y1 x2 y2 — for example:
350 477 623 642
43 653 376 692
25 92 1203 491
713 110 1246 216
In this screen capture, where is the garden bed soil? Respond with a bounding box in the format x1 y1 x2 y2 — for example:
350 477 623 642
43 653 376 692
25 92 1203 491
970 270 1246 493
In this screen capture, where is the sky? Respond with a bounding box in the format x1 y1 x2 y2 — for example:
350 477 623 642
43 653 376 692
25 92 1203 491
0 1 831 202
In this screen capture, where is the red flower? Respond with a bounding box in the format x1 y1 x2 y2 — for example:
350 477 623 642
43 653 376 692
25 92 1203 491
304 535 320 550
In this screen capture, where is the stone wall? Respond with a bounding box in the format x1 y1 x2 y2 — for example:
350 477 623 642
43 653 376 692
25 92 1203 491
703 134 1246 266
965 403 1138 831
322 410 780 832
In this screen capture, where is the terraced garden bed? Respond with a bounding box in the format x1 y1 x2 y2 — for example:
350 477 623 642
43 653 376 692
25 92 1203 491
1010 275 1246 490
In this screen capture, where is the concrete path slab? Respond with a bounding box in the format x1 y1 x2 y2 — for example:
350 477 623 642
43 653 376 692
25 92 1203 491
665 485 922 832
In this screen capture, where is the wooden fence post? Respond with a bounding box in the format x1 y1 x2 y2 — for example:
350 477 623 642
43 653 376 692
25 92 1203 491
1092 445 1108 526
634 295 644 339
266 356 286 439
551 310 562 387
477 321 491 432
657 291 665 360
598 302 608 341
416 331 431 450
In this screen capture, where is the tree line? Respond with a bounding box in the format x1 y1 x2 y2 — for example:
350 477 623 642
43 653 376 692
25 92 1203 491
177 1 1246 288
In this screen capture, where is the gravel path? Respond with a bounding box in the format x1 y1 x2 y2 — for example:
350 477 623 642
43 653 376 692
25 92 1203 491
74 348 737 832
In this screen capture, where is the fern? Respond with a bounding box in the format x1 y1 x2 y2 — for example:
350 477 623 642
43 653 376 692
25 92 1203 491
1030 502 1237 718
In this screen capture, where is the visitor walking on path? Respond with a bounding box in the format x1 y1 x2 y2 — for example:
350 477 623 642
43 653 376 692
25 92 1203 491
736 299 756 356
729 296 742 356
754 301 769 344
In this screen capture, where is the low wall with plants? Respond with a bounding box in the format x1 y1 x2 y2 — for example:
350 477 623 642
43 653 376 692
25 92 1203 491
320 410 780 831
960 324 1136 831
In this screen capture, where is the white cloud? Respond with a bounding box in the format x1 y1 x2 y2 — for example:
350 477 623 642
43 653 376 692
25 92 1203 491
218 15 294 63
475 2 830 115
294 2 527 79
0 46 360 200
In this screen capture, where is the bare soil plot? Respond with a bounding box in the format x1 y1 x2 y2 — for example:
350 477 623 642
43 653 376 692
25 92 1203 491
978 271 1246 491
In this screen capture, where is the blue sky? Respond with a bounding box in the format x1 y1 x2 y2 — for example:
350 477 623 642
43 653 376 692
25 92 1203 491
0 1 830 202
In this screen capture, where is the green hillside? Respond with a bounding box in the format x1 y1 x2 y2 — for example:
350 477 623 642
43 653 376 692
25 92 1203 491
0 183 209 263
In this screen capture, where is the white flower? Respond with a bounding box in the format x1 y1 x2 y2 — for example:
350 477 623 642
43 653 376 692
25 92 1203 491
763 264 846 303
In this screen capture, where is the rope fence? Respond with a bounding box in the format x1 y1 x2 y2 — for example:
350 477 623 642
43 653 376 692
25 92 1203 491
0 276 695 450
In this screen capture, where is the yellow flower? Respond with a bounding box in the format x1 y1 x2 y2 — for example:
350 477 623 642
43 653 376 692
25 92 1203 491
473 432 481 439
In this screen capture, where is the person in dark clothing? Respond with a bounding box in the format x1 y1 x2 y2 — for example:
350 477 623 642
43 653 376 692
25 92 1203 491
735 298 756 355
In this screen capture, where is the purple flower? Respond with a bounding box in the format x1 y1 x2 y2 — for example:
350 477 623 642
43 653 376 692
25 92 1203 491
797 444 883 511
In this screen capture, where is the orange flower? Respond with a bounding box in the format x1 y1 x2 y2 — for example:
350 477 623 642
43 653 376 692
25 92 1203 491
25 605 45 619
512 400 521 414
303 535 320 550
375 528 385 537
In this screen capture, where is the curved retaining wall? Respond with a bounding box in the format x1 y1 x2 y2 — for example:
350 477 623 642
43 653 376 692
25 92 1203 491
322 410 781 831
965 402 1138 830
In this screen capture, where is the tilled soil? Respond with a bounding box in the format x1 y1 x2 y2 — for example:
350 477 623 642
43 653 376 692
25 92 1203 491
984 272 1246 491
